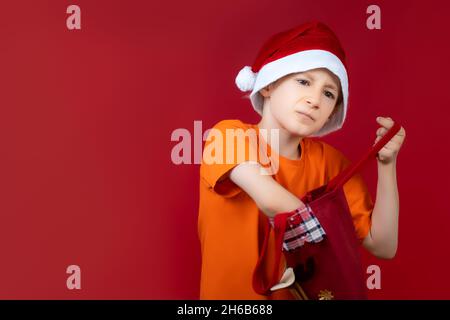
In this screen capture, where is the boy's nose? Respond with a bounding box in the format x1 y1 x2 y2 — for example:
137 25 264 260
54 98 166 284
305 88 321 108
305 96 320 109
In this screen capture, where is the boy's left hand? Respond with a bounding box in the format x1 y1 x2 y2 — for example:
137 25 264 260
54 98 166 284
374 116 406 165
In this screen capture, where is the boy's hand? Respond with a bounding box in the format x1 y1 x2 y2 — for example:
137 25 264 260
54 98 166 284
374 116 406 165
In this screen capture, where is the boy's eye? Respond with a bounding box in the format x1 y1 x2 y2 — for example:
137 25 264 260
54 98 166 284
297 79 336 100
297 79 309 86
324 91 335 100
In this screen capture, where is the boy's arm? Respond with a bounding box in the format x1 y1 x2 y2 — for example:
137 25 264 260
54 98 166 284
230 159 399 255
362 160 399 259
363 116 405 259
228 162 305 217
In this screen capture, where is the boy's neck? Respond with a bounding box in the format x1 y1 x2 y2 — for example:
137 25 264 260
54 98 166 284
257 118 303 161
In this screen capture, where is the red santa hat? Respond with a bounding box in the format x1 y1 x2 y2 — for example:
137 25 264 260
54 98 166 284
235 21 349 137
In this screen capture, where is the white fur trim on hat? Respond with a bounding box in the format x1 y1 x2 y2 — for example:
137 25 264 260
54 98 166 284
249 50 349 137
235 66 257 92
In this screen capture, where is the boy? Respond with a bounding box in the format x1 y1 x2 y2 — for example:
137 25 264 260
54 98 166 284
198 21 405 299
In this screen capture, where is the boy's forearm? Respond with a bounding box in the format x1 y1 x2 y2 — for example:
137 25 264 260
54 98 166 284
365 159 399 258
229 162 304 217
261 184 305 217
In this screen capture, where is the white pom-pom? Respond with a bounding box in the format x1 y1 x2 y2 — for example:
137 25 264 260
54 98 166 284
235 66 257 92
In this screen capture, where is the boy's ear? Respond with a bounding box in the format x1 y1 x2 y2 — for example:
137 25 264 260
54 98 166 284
259 82 276 98
259 85 271 98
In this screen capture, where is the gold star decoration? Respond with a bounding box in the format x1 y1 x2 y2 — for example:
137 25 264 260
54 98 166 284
318 289 334 300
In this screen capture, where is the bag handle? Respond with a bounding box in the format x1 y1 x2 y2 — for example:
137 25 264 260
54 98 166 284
325 121 402 193
252 121 402 296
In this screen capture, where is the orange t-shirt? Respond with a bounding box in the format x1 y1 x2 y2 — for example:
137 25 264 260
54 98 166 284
198 119 373 300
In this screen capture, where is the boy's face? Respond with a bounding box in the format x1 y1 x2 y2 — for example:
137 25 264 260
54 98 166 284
260 68 341 137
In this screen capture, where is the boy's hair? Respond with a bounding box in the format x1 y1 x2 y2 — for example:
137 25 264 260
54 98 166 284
330 91 343 117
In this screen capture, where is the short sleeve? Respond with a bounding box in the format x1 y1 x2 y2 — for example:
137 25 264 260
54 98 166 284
200 119 261 198
323 143 374 241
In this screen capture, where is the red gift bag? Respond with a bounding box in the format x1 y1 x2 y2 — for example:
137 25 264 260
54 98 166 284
253 122 402 300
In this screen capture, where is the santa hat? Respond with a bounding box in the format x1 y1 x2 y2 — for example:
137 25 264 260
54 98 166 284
235 21 349 137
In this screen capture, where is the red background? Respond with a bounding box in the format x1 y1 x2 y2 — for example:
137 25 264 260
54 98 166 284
0 0 448 299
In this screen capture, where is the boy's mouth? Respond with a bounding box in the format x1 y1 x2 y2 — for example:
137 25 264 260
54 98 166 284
295 111 314 121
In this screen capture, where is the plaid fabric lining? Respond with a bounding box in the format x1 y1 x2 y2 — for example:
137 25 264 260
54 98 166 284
270 205 326 251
